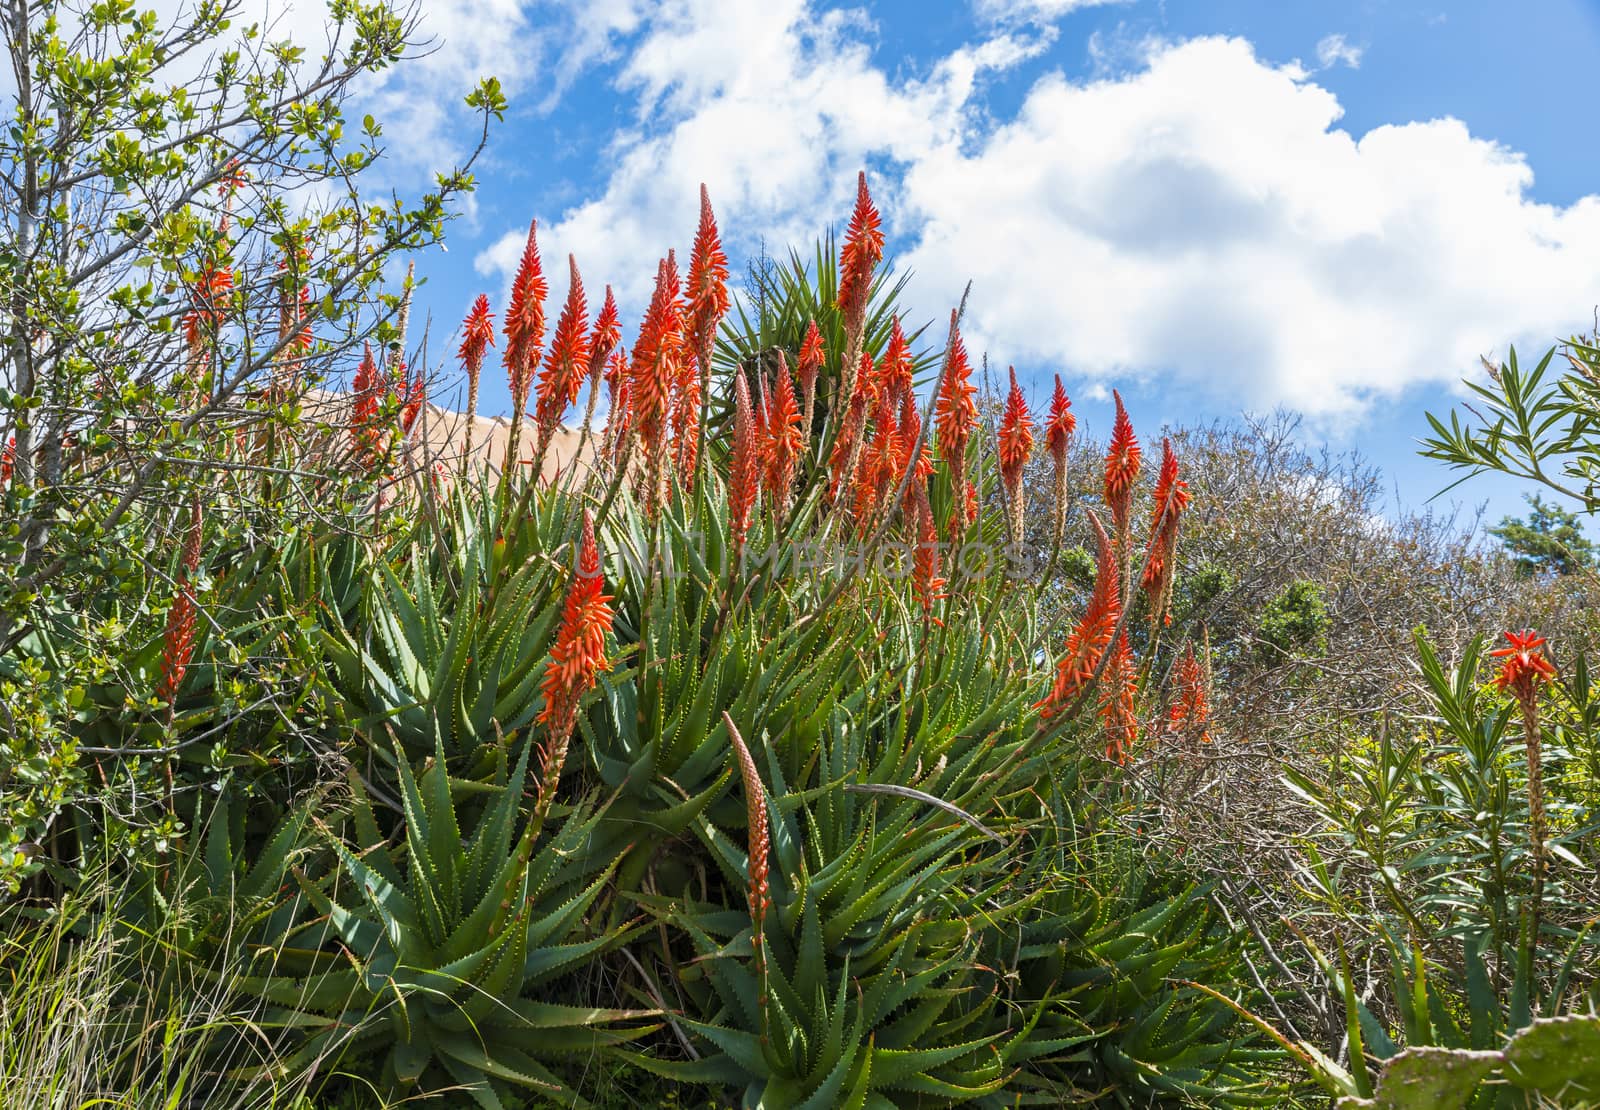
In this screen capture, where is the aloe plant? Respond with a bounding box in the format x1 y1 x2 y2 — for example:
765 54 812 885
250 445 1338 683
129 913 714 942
206 736 652 1107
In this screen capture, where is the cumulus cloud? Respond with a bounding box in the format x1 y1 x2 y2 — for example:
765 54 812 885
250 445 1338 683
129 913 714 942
900 35 1600 416
972 0 1129 25
475 0 1052 311
471 7 1600 420
1315 32 1364 70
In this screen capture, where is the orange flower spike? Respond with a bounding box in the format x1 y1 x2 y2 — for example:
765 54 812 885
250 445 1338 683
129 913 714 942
183 266 235 350
503 219 548 415
0 436 13 485
630 255 685 513
1490 630 1557 702
1104 390 1141 544
156 499 204 712
456 294 495 462
933 311 977 517
1168 643 1212 744
537 511 616 733
606 364 633 464
458 294 496 373
1037 512 1122 721
764 353 804 510
685 184 730 359
729 370 761 555
350 342 384 465
534 255 591 454
1046 374 1075 460
828 351 875 504
998 367 1035 540
1140 438 1190 621
1098 633 1139 763
797 318 826 431
836 170 884 330
397 360 425 434
533 512 616 820
898 389 934 481
589 285 621 374
1045 374 1075 546
911 487 946 619
723 714 771 976
879 317 914 408
854 397 900 531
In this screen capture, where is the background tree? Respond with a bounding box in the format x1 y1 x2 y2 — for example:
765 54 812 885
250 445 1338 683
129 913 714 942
0 0 503 889
1490 493 1597 577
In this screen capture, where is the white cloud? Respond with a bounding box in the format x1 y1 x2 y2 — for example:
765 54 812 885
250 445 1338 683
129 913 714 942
1315 32 1364 70
472 11 1600 422
899 35 1600 417
973 0 1128 24
475 0 1052 313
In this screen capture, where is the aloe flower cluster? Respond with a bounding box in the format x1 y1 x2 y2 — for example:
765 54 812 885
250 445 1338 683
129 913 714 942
533 511 615 821
998 367 1035 543
532 256 591 469
457 293 495 462
1140 438 1190 623
933 312 978 530
433 175 1205 772
1045 375 1076 547
1491 628 1558 917
681 185 730 477
156 498 204 715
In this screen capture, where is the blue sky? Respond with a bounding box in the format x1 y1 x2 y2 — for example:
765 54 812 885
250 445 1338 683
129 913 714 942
364 0 1600 530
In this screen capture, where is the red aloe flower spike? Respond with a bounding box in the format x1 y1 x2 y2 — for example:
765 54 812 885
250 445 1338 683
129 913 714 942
350 342 384 467
686 185 729 401
911 483 947 621
764 352 804 514
828 350 875 507
156 498 204 716
898 388 934 482
1037 512 1121 721
836 171 884 401
1139 438 1190 624
533 255 591 465
879 317 914 410
1104 390 1141 554
852 395 900 533
1098 632 1138 764
1046 374 1075 548
997 367 1035 545
1168 643 1212 745
933 310 977 531
1490 627 1556 937
1491 629 1558 700
0 436 13 486
457 294 495 466
797 318 825 442
503 220 547 465
630 255 684 516
723 713 771 989
396 360 426 435
602 349 631 465
183 266 235 353
589 285 621 370
686 185 729 344
579 285 621 449
534 511 616 822
729 369 761 557
672 351 702 478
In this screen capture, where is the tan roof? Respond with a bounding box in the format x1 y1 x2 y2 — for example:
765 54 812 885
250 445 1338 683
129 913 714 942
299 389 599 485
